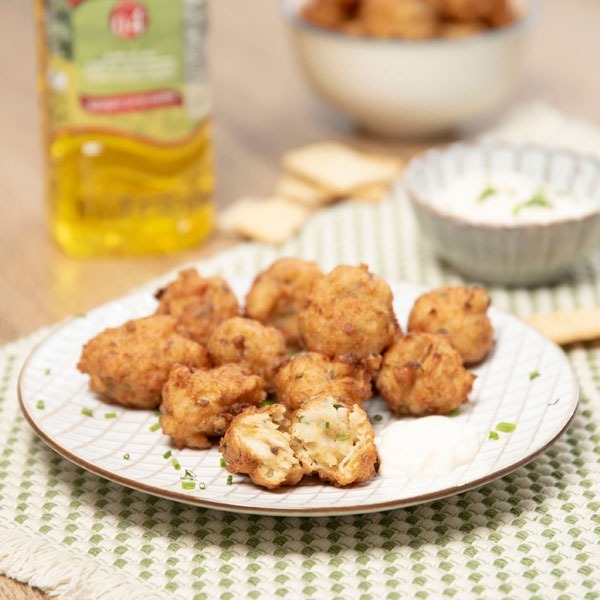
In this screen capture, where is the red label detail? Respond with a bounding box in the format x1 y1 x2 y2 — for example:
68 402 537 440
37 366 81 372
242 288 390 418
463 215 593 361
80 90 182 115
68 0 87 7
109 1 149 40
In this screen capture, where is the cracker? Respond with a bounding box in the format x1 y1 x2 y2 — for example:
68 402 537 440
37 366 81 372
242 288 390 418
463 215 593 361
275 174 336 207
282 142 400 194
525 308 600 345
349 181 392 203
218 197 311 245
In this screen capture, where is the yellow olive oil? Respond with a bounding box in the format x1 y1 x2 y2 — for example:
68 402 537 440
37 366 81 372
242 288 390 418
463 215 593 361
36 0 214 256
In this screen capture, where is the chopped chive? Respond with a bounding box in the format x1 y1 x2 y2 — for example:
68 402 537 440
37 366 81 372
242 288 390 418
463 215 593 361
163 450 172 459
104 412 117 419
529 370 540 380
154 410 161 417
172 458 181 471
297 415 305 422
198 482 206 490
373 414 383 422
81 407 93 417
324 421 330 429
513 191 553 216
181 469 197 481
226 475 233 486
36 400 45 410
181 481 195 491
448 408 460 417
332 403 344 410
477 186 497 203
496 421 516 433
220 458 227 468
149 422 160 432
488 431 499 440
260 397 277 407
123 453 130 460
44 368 51 376
336 434 351 441
288 347 298 356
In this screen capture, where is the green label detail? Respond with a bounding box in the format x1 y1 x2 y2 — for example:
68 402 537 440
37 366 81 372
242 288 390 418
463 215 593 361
45 0 209 143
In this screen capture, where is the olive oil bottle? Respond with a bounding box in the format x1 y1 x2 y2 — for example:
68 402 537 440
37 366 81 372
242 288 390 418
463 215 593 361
36 0 214 256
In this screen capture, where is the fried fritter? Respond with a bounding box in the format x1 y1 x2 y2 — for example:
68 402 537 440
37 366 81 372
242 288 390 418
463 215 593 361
426 0 519 27
360 0 439 39
298 264 398 359
207 317 287 392
408 285 494 364
155 268 240 345
244 258 324 348
77 315 210 410
220 404 304 489
274 351 379 412
159 364 265 449
375 332 474 416
289 395 378 486
302 0 360 29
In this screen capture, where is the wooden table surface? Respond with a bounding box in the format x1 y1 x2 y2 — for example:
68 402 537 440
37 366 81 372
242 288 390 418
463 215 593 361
1 0 599 597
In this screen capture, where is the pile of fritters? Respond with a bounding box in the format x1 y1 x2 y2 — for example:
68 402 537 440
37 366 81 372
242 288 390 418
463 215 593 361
301 0 522 40
78 258 494 490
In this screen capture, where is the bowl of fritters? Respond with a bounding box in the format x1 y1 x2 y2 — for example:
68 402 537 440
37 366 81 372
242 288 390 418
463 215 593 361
281 0 535 137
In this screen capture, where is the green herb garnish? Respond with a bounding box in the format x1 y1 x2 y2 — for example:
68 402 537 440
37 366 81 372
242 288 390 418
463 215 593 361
123 453 130 460
477 186 497 203
336 434 351 441
529 370 540 380
172 458 181 471
496 421 516 433
104 412 117 419
448 408 460 417
149 422 160 432
513 191 553 216
261 397 277 407
332 403 344 410
220 458 227 468
181 481 195 491
36 400 45 410
182 469 196 481
81 407 93 417
373 414 383 422
163 450 172 459
226 475 233 486
324 421 330 429
488 431 499 440
44 368 51 376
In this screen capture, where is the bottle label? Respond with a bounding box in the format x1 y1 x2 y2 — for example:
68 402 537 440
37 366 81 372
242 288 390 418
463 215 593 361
44 0 209 145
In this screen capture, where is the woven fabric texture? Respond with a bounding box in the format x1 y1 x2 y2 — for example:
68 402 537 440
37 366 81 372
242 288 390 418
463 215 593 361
1 105 600 599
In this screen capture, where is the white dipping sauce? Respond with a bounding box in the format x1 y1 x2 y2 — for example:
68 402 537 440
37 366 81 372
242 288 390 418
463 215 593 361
375 416 481 481
434 171 598 226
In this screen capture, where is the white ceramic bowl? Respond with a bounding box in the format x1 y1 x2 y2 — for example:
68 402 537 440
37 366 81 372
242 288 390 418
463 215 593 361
281 0 535 138
404 143 600 286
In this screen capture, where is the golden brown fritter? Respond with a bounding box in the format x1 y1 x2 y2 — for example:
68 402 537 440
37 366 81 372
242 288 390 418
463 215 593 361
219 404 304 489
155 268 240 345
360 0 439 39
274 351 379 412
207 317 288 392
298 264 398 359
244 258 324 348
375 332 474 416
159 364 266 449
77 315 210 410
289 395 378 486
407 285 494 364
302 0 361 29
426 0 519 27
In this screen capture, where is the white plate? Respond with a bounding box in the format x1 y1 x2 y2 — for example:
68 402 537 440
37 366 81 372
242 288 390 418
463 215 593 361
18 278 579 516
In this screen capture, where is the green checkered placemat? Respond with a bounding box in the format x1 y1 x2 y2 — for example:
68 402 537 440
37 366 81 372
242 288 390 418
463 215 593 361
1 183 600 600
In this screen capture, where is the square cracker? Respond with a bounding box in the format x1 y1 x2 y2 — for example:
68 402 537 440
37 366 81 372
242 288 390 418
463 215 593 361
526 308 600 345
282 142 400 194
218 197 311 245
275 174 337 207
